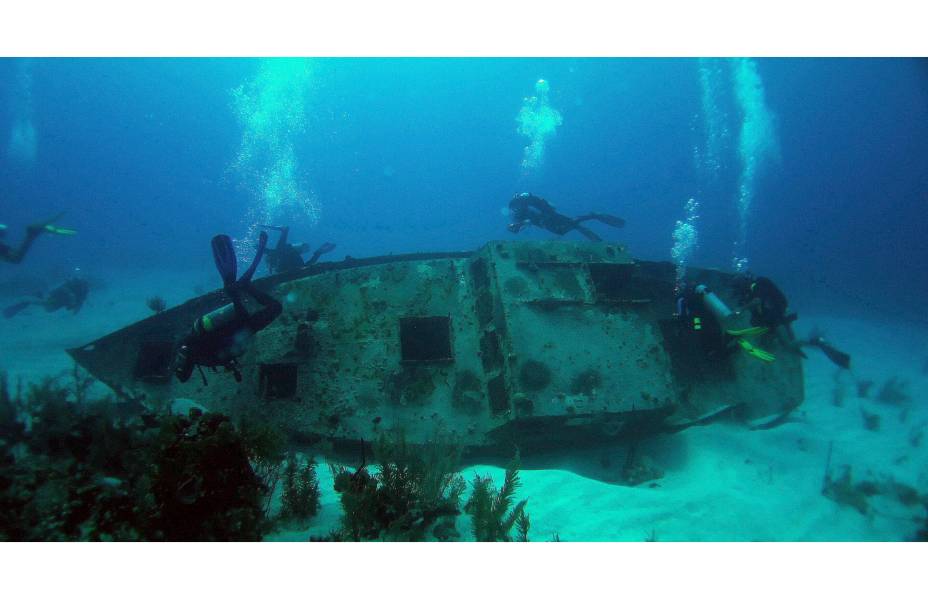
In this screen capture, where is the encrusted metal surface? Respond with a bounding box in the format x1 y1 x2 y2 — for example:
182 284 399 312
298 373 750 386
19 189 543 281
69 240 805 454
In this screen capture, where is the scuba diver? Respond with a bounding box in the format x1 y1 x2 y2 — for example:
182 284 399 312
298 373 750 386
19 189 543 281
732 273 851 369
173 231 283 384
676 282 776 363
3 277 89 318
260 225 336 274
0 214 76 264
732 274 798 339
507 192 626 241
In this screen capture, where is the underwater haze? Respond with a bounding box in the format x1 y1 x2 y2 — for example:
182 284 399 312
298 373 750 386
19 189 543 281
1 58 927 541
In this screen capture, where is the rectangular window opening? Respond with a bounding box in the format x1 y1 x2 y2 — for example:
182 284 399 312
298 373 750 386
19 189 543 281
588 263 637 301
133 340 175 384
260 363 299 400
400 316 453 363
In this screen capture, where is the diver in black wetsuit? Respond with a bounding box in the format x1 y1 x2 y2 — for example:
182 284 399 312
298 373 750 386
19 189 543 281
3 277 89 318
0 215 76 264
506 193 626 241
732 275 798 339
260 225 336 274
173 232 283 384
732 273 851 369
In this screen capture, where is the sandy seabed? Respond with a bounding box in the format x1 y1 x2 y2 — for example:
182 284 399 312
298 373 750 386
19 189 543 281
1 267 925 541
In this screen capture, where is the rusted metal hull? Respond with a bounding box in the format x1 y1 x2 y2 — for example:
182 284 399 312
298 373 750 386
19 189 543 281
69 240 804 455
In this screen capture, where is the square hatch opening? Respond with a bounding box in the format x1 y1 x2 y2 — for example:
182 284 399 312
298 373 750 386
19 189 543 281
260 363 299 400
133 340 175 384
400 316 453 363
588 263 636 301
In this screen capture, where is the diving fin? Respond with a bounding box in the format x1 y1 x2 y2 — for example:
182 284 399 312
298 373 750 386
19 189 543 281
239 231 268 284
25 213 73 237
3 300 34 319
211 234 238 288
816 340 851 370
307 242 336 265
43 225 77 236
592 213 626 228
726 326 768 338
737 338 776 362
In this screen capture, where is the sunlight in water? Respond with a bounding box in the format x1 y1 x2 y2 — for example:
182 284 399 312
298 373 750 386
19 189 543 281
731 58 779 272
517 79 563 173
696 58 728 178
6 60 37 164
231 58 320 236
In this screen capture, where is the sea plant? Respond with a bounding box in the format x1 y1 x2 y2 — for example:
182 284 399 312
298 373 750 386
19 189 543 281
0 371 24 443
238 416 288 517
150 410 267 541
0 373 272 541
875 377 911 406
279 453 321 524
464 456 530 542
330 432 465 541
146 295 167 313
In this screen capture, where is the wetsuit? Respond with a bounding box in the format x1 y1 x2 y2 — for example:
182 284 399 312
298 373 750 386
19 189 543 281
173 233 283 383
3 277 89 318
0 225 43 264
263 225 336 274
736 275 797 340
507 193 625 241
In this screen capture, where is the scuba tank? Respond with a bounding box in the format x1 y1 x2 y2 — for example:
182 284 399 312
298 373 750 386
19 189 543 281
192 302 239 337
693 284 776 362
694 284 733 322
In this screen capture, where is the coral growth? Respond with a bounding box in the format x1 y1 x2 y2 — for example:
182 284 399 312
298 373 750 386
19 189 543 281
519 360 552 392
146 295 167 313
279 454 321 524
329 433 465 541
822 466 878 515
620 444 664 487
875 377 911 406
570 369 602 397
0 372 274 540
464 457 530 542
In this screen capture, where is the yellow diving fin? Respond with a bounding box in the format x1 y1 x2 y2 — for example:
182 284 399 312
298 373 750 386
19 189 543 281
737 338 776 362
726 326 768 337
43 225 77 236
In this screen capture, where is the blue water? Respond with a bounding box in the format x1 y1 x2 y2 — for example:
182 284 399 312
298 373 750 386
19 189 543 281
1 58 926 541
2 58 925 318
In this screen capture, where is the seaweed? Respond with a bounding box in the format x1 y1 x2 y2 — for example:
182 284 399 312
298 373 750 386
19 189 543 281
856 379 873 399
148 410 267 540
822 465 874 516
875 377 911 406
620 443 664 486
330 432 465 541
146 295 167 313
0 374 270 540
0 372 24 443
279 453 320 524
238 417 287 518
860 409 881 431
515 510 531 542
464 456 529 542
